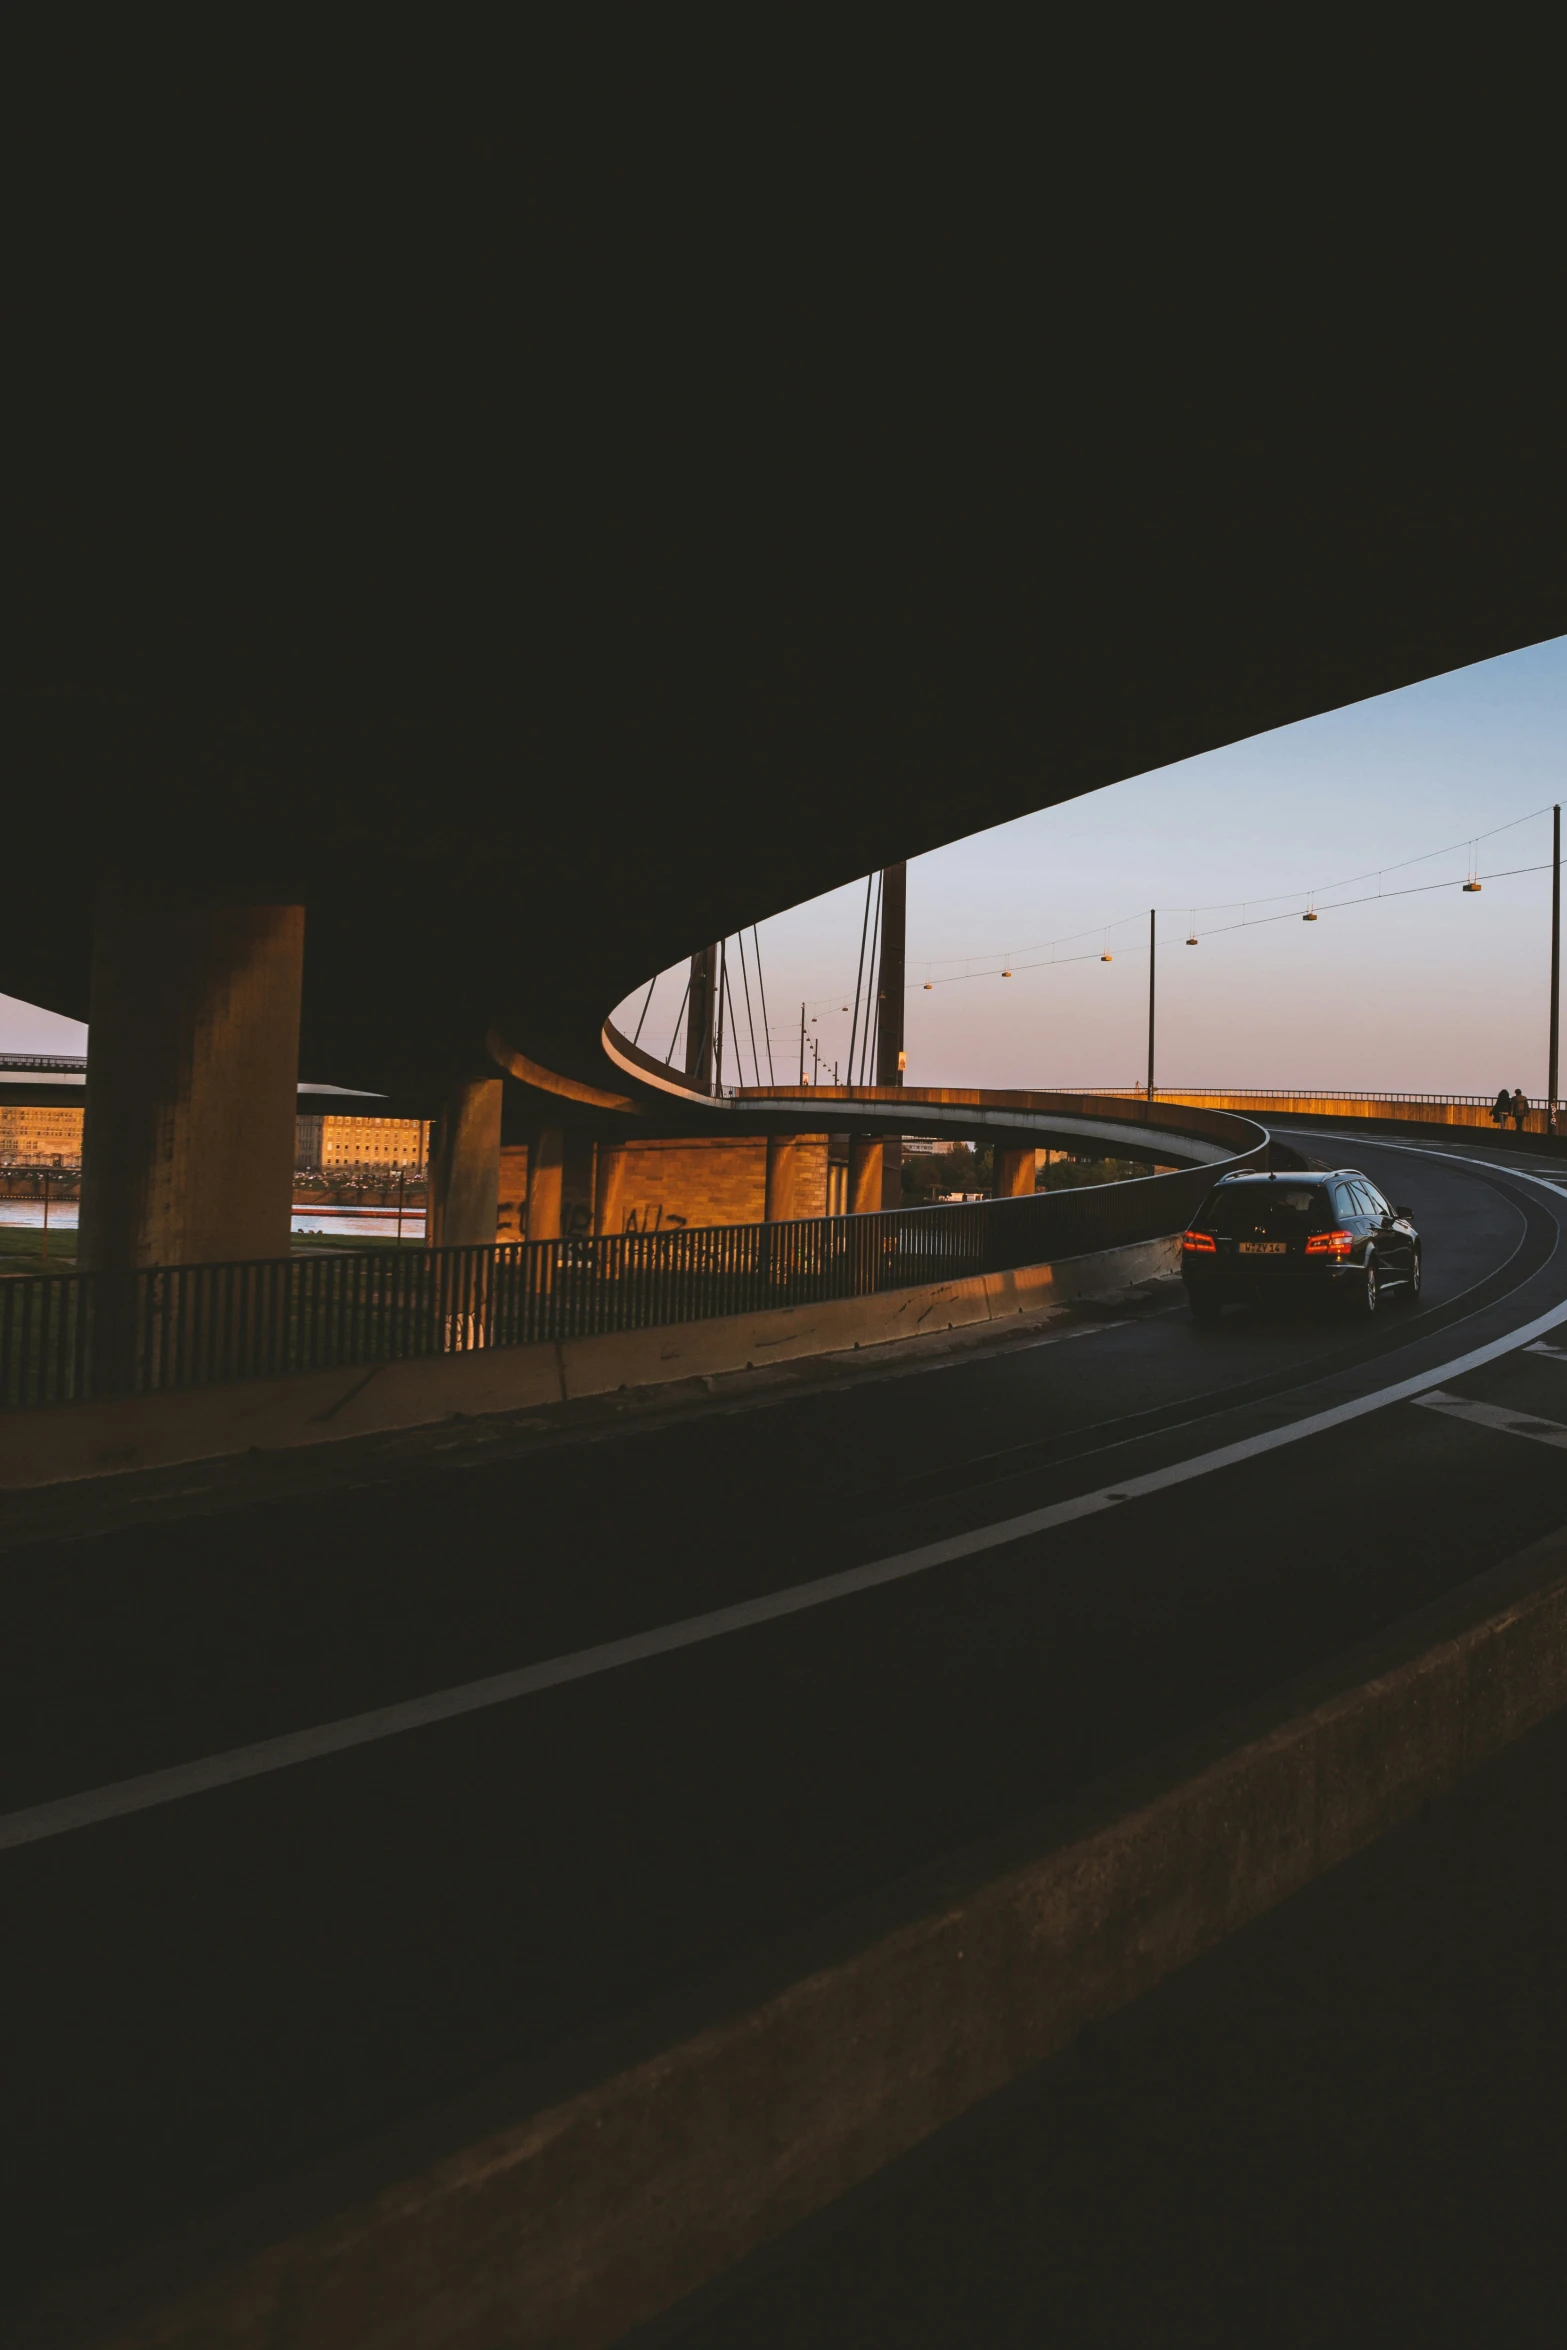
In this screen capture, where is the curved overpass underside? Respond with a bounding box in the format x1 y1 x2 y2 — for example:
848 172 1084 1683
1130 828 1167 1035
5 130 1567 1116
13 105 1567 2345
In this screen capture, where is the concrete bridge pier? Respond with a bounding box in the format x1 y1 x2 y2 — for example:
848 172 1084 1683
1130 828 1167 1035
994 1147 1036 1198
526 1127 565 1241
426 1080 503 1250
848 1136 884 1214
78 880 305 1271
765 1135 804 1222
594 1140 628 1237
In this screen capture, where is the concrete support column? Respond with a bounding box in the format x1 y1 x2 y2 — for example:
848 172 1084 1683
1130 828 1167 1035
495 1145 530 1243
79 880 305 1271
848 1136 883 1214
881 1140 903 1210
593 1140 628 1236
562 1132 597 1237
765 1135 802 1222
526 1126 565 1240
426 1079 503 1251
995 1146 1037 1197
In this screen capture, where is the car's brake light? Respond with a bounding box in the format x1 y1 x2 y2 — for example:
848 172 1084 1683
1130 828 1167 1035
1305 1228 1354 1258
1182 1229 1217 1252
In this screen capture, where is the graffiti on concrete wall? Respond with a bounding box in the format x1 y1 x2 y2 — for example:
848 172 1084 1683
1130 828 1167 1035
621 1203 688 1233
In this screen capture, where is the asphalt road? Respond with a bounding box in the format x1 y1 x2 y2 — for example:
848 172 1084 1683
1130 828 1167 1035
660 1664 1567 2350
7 1129 1567 2306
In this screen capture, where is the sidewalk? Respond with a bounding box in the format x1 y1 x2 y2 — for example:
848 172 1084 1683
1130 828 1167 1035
656 1699 1567 2348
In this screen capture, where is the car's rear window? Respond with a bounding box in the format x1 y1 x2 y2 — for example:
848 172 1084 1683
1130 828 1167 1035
1203 1182 1330 1237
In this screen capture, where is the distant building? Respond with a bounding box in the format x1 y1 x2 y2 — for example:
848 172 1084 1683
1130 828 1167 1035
0 1104 84 1165
0 1099 425 1172
318 1115 426 1169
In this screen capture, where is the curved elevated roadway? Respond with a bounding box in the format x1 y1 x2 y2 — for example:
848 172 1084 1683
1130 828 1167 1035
7 1129 1567 2316
592 1063 1272 1163
6 118 1567 1105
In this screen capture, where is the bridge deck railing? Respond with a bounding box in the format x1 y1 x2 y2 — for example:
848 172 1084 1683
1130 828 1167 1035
1088 1086 1554 1131
0 1141 1264 1412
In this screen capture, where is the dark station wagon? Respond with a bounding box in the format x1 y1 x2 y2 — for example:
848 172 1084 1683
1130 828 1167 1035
1181 1169 1421 1324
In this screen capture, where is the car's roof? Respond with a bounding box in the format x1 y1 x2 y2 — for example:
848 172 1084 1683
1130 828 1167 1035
1219 1168 1365 1184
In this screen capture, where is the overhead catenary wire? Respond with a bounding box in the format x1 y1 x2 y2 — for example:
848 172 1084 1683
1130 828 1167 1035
652 807 1553 1073
912 859 1555 987
915 802 1556 980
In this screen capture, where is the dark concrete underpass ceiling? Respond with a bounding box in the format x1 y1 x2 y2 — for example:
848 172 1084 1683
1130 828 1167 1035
5 95 1564 1109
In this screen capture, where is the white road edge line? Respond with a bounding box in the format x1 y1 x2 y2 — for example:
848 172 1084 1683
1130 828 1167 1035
7 1196 1567 1855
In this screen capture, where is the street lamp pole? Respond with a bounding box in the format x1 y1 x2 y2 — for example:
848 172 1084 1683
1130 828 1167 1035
1551 804 1561 1135
1146 909 1157 1105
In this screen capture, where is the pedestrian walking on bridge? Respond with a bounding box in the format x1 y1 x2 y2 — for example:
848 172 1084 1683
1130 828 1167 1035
1512 1087 1530 1133
1492 1087 1512 1128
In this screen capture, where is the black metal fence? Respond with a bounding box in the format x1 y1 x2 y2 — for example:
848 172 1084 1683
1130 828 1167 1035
0 1146 1260 1411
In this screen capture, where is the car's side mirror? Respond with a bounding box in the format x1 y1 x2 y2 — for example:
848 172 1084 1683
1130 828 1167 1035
1395 1204 1412 1218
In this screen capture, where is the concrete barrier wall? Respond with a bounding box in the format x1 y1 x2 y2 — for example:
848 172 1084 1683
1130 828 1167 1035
1114 1089 1543 1136
0 1236 1178 1493
22 1524 1567 2349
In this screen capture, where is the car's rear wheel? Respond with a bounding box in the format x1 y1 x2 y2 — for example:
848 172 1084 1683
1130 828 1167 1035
1348 1253 1379 1319
1189 1288 1225 1326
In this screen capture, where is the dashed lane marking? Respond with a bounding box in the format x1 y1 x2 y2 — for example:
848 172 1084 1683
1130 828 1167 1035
1413 1390 1567 1449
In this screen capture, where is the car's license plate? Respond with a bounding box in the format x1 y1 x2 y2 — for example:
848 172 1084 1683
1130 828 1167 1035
1237 1242 1288 1254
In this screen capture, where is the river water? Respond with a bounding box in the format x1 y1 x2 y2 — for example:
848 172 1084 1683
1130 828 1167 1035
0 1203 427 1241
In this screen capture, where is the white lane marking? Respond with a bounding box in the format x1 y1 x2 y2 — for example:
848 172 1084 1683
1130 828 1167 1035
1526 1341 1567 1360
8 1284 1567 1857
1413 1391 1567 1448
1282 1131 1567 1202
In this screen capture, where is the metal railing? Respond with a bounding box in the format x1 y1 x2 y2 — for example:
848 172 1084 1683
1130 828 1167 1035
1084 1086 1560 1135
1088 1086 1530 1108
0 1142 1263 1412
